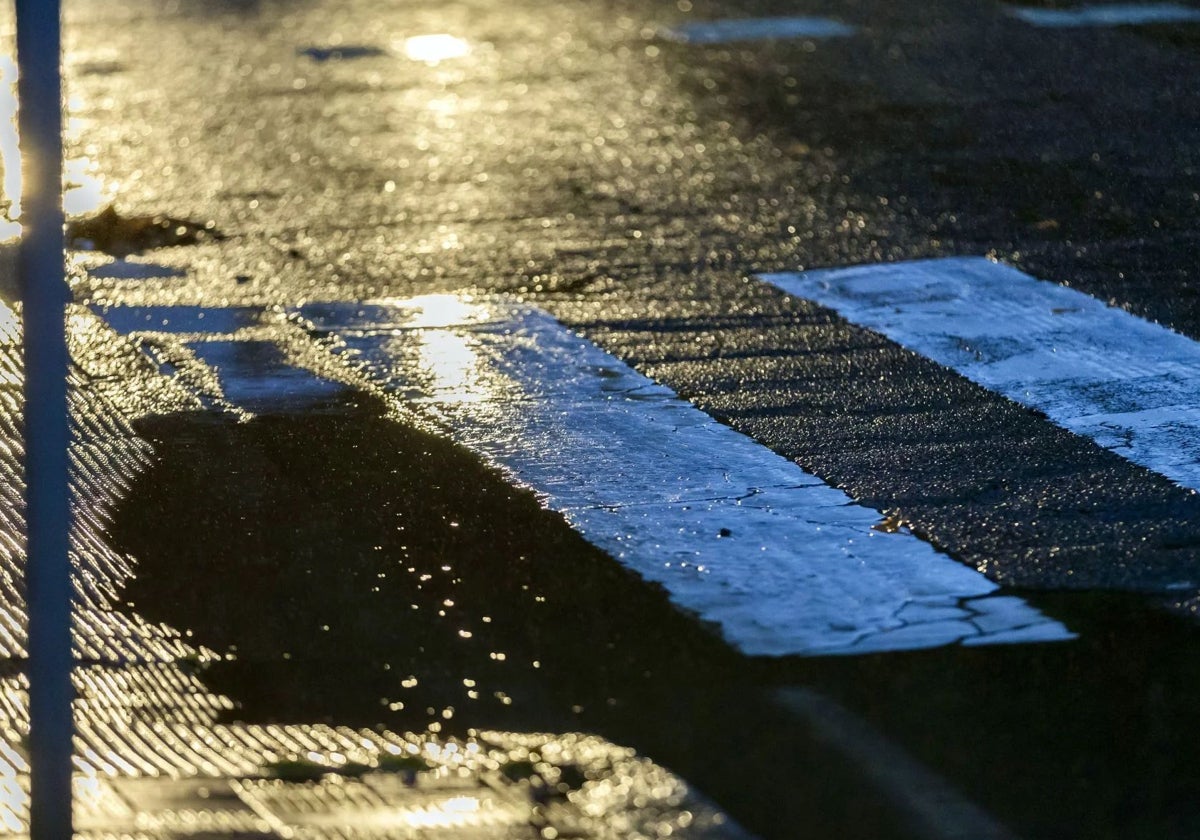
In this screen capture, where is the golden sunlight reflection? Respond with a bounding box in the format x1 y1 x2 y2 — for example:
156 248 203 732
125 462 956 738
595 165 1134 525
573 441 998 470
415 329 490 403
62 154 106 216
399 34 471 65
0 56 20 241
372 295 520 410
0 54 110 243
0 797 23 833
404 293 488 329
402 795 484 828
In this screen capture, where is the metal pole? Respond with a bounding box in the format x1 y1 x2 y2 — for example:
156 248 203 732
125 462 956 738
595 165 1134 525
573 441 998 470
15 0 74 837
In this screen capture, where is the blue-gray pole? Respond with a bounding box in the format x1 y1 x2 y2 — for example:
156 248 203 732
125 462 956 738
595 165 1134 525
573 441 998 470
15 0 75 837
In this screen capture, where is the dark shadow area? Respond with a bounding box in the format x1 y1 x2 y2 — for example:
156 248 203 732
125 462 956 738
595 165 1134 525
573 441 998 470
107 395 921 840
105 395 1200 839
752 590 1200 840
110 394 741 731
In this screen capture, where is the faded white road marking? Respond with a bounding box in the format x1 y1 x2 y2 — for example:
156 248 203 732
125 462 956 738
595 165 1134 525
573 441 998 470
659 17 856 45
96 299 1071 655
1007 3 1200 27
761 257 1200 491
289 296 1070 657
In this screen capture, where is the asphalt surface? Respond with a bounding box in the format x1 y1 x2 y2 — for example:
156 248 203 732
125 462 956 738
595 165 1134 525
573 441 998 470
14 0 1200 836
57 0 1200 594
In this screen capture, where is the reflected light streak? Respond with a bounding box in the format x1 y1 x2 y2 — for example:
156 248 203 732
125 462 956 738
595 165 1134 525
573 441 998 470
0 302 18 343
0 57 20 241
63 156 105 216
0 794 24 833
415 329 490 403
402 796 484 828
400 34 471 65
404 293 489 329
0 53 110 243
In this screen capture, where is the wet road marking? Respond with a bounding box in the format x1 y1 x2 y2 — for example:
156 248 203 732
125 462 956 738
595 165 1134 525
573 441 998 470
1006 2 1200 27
98 298 1072 656
761 257 1200 492
659 17 857 45
27 302 751 840
299 298 1069 657
97 300 1075 656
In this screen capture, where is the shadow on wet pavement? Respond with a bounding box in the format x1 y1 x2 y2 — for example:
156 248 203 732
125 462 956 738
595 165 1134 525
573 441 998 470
781 593 1200 840
108 395 928 840
104 390 1200 840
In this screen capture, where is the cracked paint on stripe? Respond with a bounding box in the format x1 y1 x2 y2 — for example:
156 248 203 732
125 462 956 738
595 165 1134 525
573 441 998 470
761 257 1200 493
98 298 1072 656
295 297 1070 656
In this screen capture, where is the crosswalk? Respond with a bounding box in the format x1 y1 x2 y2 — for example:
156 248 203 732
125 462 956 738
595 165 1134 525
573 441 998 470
94 251 1200 658
762 257 1200 493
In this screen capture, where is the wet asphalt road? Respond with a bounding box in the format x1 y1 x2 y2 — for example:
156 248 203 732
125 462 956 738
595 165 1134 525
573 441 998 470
28 0 1200 836
61 0 1200 595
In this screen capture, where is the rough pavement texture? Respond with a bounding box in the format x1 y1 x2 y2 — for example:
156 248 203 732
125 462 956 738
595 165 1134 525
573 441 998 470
0 304 747 839
2 0 1200 837
49 0 1200 593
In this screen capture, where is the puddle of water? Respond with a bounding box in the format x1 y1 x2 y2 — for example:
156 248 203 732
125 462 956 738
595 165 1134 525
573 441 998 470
112 403 745 731
187 340 348 412
95 304 268 335
1007 2 1200 27
660 17 857 45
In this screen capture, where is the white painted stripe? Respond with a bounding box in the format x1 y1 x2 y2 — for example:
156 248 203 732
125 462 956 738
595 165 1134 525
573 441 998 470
1007 3 1200 27
761 257 1200 491
660 17 857 45
291 295 1071 657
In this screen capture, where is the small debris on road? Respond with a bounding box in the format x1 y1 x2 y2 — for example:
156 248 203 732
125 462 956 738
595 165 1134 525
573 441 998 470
68 204 223 258
298 45 388 62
